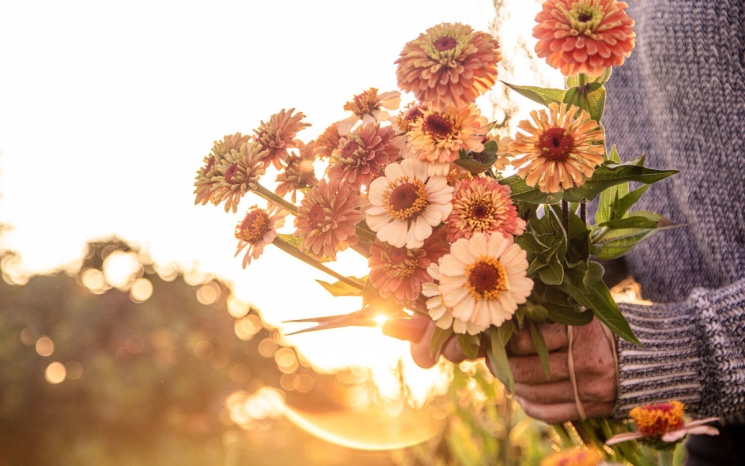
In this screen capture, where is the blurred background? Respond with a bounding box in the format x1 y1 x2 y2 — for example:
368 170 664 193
0 0 567 464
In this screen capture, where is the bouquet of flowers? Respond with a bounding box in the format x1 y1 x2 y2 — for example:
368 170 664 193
191 0 714 463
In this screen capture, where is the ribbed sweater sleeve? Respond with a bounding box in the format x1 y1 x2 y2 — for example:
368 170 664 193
614 279 745 424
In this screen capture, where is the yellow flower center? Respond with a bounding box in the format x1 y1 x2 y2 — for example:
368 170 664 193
343 88 381 118
422 112 455 141
629 401 686 438
538 127 575 162
235 208 270 245
569 4 603 34
384 178 429 221
382 247 419 278
465 258 508 300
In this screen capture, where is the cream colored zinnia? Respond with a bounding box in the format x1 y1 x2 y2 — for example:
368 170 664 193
437 233 533 329
366 158 454 249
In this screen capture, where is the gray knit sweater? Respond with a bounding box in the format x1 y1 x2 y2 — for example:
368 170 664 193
602 0 745 423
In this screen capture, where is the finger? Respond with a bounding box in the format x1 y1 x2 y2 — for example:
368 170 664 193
514 381 575 405
514 397 615 424
509 351 569 384
508 323 570 356
410 319 438 368
441 336 467 364
382 317 430 341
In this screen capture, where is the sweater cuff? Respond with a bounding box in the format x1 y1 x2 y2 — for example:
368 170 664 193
613 300 704 418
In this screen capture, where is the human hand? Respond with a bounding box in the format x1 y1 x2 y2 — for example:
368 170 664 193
385 316 618 424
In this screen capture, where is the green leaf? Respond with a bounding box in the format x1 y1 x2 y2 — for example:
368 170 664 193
611 184 650 220
564 82 605 122
361 279 404 315
500 175 563 204
497 320 514 347
596 216 660 231
454 154 497 174
583 262 640 345
539 259 564 285
596 145 625 225
430 326 453 358
566 68 612 87
502 82 566 108
457 333 481 359
487 327 514 392
563 160 678 203
527 303 549 322
316 278 365 297
591 212 684 260
529 320 551 380
545 303 594 326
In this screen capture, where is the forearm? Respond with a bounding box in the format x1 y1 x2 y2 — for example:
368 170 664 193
614 278 745 424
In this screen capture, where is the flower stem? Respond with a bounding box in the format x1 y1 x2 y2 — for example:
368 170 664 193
578 73 587 87
272 236 363 290
561 200 570 235
255 183 298 214
658 448 674 466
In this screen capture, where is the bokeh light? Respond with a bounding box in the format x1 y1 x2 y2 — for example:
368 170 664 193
130 277 153 302
45 362 67 384
35 336 54 357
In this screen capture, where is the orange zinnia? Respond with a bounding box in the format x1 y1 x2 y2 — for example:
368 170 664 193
533 0 635 77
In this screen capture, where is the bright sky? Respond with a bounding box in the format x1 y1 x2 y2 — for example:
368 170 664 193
0 0 556 394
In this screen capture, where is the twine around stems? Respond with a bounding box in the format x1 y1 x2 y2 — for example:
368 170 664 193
567 325 588 421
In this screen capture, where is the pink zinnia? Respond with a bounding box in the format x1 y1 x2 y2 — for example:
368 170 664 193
327 122 400 192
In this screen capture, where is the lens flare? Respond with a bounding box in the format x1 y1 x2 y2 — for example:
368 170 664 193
282 404 446 450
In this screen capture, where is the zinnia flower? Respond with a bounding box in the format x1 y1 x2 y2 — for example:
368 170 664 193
194 132 250 206
327 122 400 192
422 262 485 335
407 102 488 166
368 228 449 305
337 88 401 135
540 447 602 466
396 102 429 134
211 141 267 213
606 401 719 446
234 203 288 267
533 0 635 77
315 123 342 159
275 140 318 203
446 177 525 242
396 22 501 110
510 102 605 193
294 178 363 261
438 233 533 329
253 108 311 169
366 158 454 249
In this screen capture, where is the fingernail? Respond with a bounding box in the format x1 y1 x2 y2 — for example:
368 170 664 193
382 317 430 341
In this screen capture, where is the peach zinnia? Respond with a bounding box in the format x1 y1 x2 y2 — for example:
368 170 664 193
438 233 533 329
253 108 311 169
533 0 635 77
294 178 363 261
446 177 525 242
327 122 400 192
366 158 454 249
337 88 401 135
396 22 501 110
510 102 605 193
210 141 267 213
422 263 485 335
314 123 342 159
407 102 488 168
368 228 449 305
234 203 288 268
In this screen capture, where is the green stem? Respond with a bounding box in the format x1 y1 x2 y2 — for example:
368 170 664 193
272 237 363 290
578 73 587 87
561 200 570 236
254 183 298 214
658 448 674 466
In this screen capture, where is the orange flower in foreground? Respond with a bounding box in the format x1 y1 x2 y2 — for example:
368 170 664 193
294 179 363 261
253 108 310 169
510 102 604 193
337 88 401 135
607 401 719 446
540 447 602 466
407 103 488 167
234 204 288 267
396 22 501 110
533 0 635 77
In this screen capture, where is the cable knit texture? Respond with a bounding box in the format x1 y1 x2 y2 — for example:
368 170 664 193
602 0 745 423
